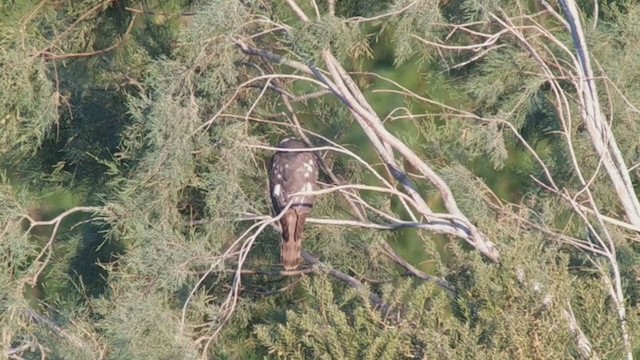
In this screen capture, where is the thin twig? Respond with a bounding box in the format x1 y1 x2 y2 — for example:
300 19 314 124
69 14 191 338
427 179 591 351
23 206 101 285
193 268 315 276
301 251 393 315
40 12 138 61
379 241 455 296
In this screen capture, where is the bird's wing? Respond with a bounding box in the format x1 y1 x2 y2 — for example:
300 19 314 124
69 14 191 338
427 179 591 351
281 152 318 211
268 153 289 215
268 148 318 270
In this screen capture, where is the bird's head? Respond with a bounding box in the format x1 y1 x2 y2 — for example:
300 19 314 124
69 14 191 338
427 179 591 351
278 137 308 149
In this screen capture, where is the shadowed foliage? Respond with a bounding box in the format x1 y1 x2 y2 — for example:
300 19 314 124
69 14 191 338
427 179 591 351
2 0 640 359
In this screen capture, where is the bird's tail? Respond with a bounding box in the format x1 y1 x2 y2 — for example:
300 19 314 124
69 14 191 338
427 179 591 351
280 210 307 270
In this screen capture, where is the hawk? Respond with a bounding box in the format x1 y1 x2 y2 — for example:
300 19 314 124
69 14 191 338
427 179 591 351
268 138 319 270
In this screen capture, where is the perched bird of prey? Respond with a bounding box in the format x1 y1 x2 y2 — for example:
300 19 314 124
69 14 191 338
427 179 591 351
268 138 319 270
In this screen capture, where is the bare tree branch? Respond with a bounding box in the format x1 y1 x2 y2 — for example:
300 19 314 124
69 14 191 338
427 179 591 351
301 251 392 315
22 206 102 286
559 0 640 226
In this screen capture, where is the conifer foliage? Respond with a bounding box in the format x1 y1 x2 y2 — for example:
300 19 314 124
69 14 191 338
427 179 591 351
2 0 640 359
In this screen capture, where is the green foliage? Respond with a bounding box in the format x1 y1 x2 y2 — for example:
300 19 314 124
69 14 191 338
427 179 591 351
2 0 640 359
0 50 56 156
254 234 586 359
392 0 443 65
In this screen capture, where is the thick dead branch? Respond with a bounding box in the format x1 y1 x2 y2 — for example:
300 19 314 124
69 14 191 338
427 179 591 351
274 74 368 221
318 50 499 262
235 43 500 262
557 2 635 357
559 0 640 226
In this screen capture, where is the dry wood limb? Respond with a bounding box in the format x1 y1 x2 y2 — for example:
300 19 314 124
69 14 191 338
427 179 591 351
237 212 463 229
558 0 640 226
317 50 499 262
555 2 635 357
195 251 399 322
277 3 497 259
234 213 457 295
23 206 101 286
195 200 302 356
234 42 499 262
378 241 455 296
272 72 368 221
483 10 632 357
234 42 420 222
316 55 421 221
